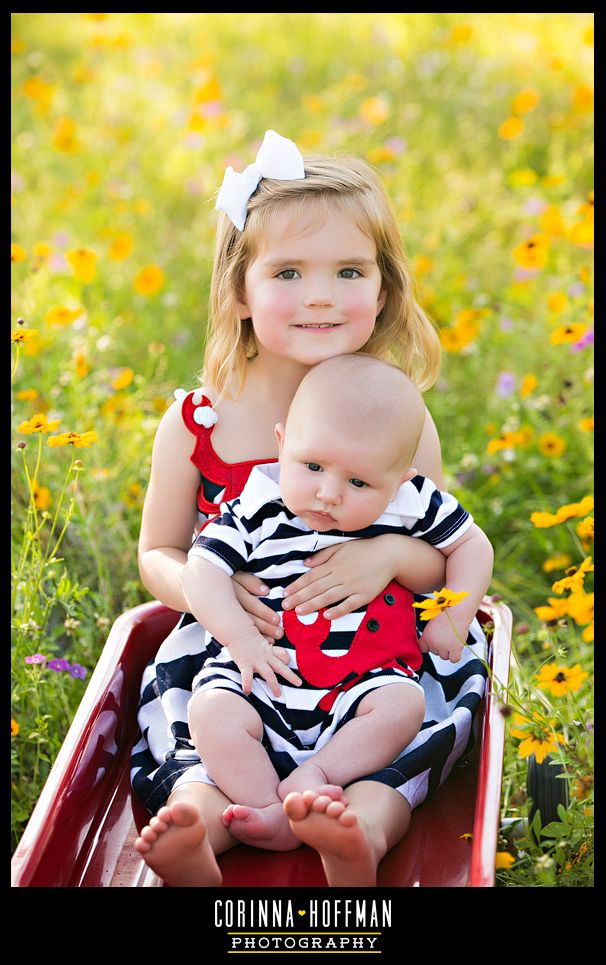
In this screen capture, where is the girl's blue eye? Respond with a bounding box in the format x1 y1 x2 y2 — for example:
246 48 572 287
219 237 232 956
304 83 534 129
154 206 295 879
350 478 368 488
277 269 299 280
339 268 362 279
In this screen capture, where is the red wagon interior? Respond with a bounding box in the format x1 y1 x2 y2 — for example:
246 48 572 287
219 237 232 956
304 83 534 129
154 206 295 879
11 598 512 888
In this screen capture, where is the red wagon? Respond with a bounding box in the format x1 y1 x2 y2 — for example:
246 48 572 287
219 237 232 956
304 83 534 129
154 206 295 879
11 597 512 888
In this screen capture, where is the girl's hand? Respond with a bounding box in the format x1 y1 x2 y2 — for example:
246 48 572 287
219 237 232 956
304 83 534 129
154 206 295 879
233 571 284 643
226 628 301 698
282 537 400 620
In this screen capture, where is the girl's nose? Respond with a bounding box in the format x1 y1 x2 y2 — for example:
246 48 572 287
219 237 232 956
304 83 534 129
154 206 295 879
303 281 335 308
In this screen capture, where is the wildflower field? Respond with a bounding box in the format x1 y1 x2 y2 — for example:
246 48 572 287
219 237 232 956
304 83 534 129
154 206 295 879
11 13 593 886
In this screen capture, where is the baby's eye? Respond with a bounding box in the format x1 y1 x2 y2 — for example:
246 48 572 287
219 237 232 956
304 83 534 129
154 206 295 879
338 268 362 279
350 478 368 488
277 268 299 280
305 463 323 473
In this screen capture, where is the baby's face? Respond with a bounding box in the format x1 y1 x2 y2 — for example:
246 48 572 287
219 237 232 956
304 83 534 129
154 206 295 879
276 418 414 533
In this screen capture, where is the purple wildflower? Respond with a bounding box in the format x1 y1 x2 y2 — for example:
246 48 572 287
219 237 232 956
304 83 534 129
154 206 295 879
496 371 516 397
571 329 594 352
25 654 46 665
47 658 71 672
69 663 88 679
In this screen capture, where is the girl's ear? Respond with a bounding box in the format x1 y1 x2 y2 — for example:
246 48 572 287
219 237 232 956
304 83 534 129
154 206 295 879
400 467 417 485
275 422 286 454
376 286 387 316
236 293 250 320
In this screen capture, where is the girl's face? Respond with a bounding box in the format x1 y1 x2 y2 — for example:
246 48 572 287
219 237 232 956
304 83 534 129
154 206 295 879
237 205 386 368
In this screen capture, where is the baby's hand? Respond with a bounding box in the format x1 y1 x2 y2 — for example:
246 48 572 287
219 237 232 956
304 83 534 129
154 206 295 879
418 613 467 664
226 628 301 698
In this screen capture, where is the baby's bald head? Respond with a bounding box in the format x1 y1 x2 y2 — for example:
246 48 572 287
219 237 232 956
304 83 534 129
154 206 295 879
286 354 426 473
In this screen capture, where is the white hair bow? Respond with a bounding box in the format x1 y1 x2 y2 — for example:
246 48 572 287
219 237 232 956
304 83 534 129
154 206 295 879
215 130 305 231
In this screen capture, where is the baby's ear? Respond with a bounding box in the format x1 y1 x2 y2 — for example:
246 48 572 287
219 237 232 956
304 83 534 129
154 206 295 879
275 422 286 454
401 467 417 484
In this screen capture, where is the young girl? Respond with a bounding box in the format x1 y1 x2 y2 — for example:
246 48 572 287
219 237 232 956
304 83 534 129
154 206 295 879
131 130 489 887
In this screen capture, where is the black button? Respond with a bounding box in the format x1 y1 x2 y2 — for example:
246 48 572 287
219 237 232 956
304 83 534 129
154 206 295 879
367 618 380 632
384 593 396 605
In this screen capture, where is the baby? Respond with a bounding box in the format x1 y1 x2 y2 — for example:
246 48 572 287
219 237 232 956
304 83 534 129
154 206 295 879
182 354 493 850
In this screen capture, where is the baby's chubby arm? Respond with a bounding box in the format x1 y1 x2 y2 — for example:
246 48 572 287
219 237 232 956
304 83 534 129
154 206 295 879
419 523 494 663
182 556 301 697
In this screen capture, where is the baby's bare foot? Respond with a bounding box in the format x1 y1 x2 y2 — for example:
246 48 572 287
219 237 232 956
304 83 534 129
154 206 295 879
278 762 349 802
222 802 300 851
134 801 221 887
283 790 377 887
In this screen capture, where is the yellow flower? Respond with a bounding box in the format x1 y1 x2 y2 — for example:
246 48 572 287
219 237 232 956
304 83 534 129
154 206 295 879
579 417 594 433
510 713 566 764
498 116 524 140
17 413 61 434
47 430 97 448
11 326 38 343
539 205 566 237
512 234 549 270
551 557 593 595
66 248 97 283
549 323 589 345
45 305 83 327
111 367 134 390
571 83 593 113
12 243 28 263
109 232 133 261
538 433 566 457
32 479 52 510
512 88 540 115
543 553 572 574
412 588 469 621
520 373 537 398
582 622 594 644
531 496 593 529
536 662 588 697
534 597 570 622
486 428 531 454
508 168 538 187
359 96 390 125
414 255 434 276
15 389 39 401
495 852 515 869
11 719 19 737
568 220 594 247
134 264 165 296
22 76 56 113
547 291 568 314
576 516 594 547
566 591 593 627
52 116 80 153
75 353 89 379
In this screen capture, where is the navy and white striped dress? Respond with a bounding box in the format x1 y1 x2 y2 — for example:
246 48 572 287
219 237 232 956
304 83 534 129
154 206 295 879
131 391 488 816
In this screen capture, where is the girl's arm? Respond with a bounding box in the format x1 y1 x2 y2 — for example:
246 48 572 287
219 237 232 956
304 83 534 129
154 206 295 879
412 407 446 489
419 523 494 662
138 400 204 612
182 556 301 697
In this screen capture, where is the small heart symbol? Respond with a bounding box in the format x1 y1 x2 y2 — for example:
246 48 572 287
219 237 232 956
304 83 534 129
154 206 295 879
298 910 306 916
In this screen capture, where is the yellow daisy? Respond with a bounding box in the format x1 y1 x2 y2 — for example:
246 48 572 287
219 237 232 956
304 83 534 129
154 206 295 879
535 663 588 697
412 588 469 621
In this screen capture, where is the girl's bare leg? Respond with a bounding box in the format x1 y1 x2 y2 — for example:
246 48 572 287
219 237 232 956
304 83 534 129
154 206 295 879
283 780 412 888
134 781 237 887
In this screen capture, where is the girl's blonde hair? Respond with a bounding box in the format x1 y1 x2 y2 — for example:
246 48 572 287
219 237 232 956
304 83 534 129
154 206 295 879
203 153 441 398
